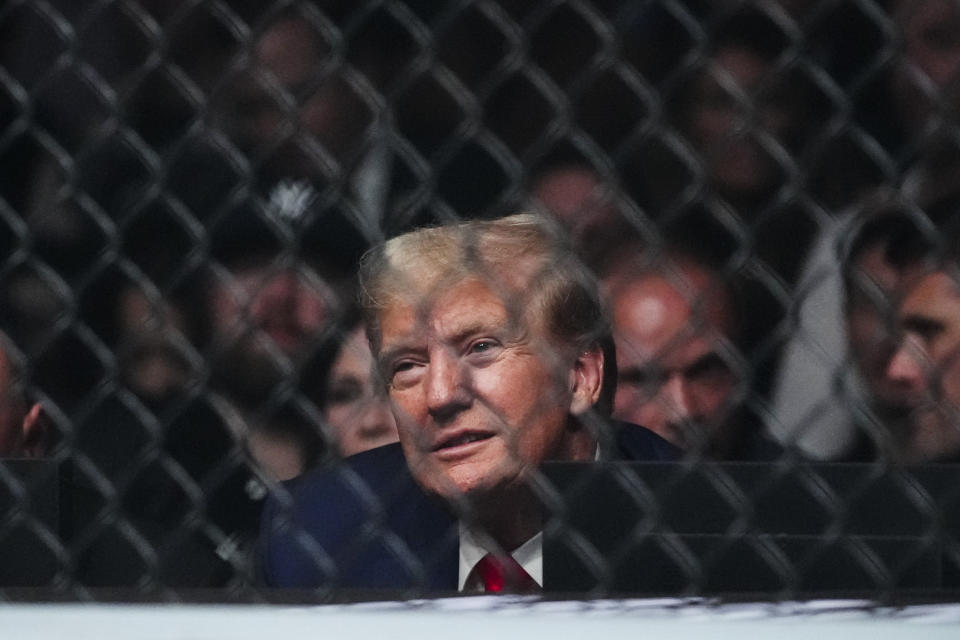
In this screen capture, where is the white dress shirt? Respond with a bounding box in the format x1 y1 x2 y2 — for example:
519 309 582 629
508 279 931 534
455 446 597 590
458 524 543 591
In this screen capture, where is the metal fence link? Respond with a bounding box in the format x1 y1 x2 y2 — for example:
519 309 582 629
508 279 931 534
0 0 959 603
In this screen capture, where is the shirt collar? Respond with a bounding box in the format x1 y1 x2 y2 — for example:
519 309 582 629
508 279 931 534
455 446 598 590
457 523 543 591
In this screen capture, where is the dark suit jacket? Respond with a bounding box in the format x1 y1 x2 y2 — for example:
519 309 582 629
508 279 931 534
260 423 678 591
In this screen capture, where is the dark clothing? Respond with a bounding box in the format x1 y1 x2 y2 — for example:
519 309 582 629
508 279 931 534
69 394 264 588
260 422 678 591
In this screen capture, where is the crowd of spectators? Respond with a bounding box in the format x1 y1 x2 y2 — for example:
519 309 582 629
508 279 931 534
0 0 959 594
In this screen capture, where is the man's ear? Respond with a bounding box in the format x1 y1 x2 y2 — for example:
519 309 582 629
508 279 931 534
20 403 47 458
569 346 604 416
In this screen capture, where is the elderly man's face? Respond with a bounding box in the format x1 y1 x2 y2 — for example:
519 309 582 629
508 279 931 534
377 278 600 500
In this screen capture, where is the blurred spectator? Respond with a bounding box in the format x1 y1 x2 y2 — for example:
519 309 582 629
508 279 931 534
245 398 325 482
769 176 960 461
629 6 824 352
206 182 365 403
6 0 960 593
210 256 334 361
109 277 202 404
201 4 392 406
66 257 264 589
677 35 792 208
528 147 637 271
0 343 46 458
765 0 960 457
70 390 266 588
244 314 399 480
842 209 921 439
768 193 910 458
212 3 388 236
819 0 960 203
641 7 818 212
0 337 55 588
602 245 778 459
322 320 398 457
885 0 960 158
872 203 960 462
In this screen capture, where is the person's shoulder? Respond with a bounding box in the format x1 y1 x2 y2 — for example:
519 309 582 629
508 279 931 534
326 440 410 478
261 443 409 587
612 422 682 461
260 442 456 589
283 442 411 504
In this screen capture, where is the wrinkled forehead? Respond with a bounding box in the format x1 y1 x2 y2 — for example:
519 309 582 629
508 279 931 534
364 224 567 354
376 273 533 343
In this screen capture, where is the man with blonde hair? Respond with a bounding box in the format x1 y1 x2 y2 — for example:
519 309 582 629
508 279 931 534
261 214 675 592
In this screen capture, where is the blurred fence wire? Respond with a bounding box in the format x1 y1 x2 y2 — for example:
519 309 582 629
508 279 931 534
1 0 960 602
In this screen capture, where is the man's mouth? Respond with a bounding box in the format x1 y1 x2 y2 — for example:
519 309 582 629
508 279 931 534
433 432 494 451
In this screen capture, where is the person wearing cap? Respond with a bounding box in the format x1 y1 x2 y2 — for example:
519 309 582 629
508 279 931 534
207 180 369 402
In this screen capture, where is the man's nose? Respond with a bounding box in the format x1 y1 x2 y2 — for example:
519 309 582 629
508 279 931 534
662 373 693 422
885 335 927 393
424 350 471 421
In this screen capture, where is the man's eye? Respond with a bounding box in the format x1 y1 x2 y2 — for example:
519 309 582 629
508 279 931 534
393 361 416 374
685 354 734 382
389 360 423 388
620 368 666 393
468 340 499 356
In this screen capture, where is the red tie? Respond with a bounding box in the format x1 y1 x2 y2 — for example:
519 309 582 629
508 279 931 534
467 553 540 593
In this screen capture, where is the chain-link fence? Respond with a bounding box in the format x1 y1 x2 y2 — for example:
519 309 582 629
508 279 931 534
1 0 960 603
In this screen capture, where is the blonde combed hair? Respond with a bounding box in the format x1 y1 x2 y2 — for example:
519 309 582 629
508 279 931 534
358 213 617 416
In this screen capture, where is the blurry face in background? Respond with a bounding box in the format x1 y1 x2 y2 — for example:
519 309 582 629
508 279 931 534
845 240 915 415
323 326 399 457
116 285 191 400
891 0 960 132
884 269 960 461
608 265 739 452
229 16 374 174
685 45 795 203
531 166 625 252
211 261 340 361
247 427 310 482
